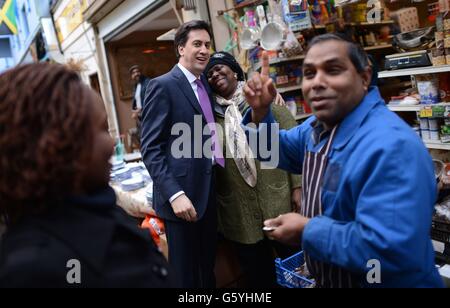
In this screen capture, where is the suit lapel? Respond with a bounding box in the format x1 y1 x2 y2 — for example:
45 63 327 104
171 66 205 118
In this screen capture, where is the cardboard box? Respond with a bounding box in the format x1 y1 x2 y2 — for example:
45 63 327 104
392 7 420 33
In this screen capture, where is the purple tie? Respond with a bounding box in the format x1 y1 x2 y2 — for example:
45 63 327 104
195 79 225 168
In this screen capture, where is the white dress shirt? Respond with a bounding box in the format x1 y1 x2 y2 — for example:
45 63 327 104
134 83 142 109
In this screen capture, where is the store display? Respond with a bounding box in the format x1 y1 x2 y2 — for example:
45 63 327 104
282 0 312 31
416 75 440 104
442 119 450 143
431 129 441 141
422 129 431 140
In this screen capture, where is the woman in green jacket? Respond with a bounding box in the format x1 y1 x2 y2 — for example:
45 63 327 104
206 52 302 288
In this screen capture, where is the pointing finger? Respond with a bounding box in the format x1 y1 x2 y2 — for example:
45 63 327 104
261 51 270 78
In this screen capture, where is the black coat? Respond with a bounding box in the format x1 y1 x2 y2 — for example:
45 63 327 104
132 76 151 111
0 187 174 288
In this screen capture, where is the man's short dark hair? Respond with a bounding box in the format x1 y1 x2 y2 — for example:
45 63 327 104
174 20 212 59
306 33 370 73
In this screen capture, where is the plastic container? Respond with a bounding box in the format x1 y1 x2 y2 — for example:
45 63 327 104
429 118 440 130
431 130 440 141
275 251 315 288
422 129 431 140
420 118 430 130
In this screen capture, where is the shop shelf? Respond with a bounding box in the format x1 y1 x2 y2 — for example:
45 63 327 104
363 44 393 51
275 251 315 288
253 54 305 71
424 141 450 151
277 84 302 94
379 65 450 78
388 105 421 112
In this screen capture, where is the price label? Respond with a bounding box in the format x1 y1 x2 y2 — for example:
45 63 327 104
420 108 433 118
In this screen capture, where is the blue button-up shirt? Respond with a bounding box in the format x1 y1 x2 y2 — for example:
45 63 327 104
243 87 444 288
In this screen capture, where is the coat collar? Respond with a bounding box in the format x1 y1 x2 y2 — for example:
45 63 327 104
30 186 151 274
331 86 385 151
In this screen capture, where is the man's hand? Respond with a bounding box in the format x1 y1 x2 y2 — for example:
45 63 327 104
264 213 310 246
171 194 198 222
291 188 302 213
244 51 277 124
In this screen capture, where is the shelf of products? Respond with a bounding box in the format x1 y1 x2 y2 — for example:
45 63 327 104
424 141 450 151
379 66 450 79
388 105 422 112
253 44 392 71
277 84 302 94
363 44 393 51
253 54 305 71
388 103 450 112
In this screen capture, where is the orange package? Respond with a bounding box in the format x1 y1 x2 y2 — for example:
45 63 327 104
141 215 166 247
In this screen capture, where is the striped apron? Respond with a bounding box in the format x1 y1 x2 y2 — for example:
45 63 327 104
301 126 360 288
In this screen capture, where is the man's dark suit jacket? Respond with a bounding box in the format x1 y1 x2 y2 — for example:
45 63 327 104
141 65 216 222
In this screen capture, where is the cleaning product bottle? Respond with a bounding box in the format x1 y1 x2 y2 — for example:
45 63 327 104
115 136 125 162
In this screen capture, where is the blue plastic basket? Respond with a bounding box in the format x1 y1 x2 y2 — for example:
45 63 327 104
275 251 315 288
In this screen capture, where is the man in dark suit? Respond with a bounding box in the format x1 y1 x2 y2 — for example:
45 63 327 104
141 20 224 288
130 65 150 144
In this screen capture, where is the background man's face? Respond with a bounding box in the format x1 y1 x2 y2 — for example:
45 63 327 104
178 29 211 76
131 68 142 83
302 40 370 129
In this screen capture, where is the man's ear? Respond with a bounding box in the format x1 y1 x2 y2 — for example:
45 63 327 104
178 45 184 58
361 66 372 91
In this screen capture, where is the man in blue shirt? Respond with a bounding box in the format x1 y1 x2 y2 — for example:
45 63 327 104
242 34 444 288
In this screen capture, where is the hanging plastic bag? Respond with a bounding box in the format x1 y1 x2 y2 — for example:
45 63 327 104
282 28 303 57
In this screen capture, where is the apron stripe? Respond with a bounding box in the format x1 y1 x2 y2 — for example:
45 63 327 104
301 126 359 288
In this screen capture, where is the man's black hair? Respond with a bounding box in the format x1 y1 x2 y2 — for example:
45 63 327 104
174 20 212 59
306 33 370 73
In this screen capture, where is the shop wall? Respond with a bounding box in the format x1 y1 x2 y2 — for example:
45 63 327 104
208 0 234 53
105 30 177 147
59 23 99 85
11 0 51 64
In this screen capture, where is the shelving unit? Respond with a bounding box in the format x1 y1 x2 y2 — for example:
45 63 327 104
253 44 392 71
364 44 393 51
277 84 302 94
388 105 422 112
253 54 305 71
424 141 450 151
379 65 450 79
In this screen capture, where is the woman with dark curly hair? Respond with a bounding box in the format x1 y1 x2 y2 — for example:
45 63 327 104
0 63 174 288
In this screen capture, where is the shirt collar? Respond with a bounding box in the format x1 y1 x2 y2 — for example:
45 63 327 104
177 63 199 85
333 86 385 150
310 121 332 145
